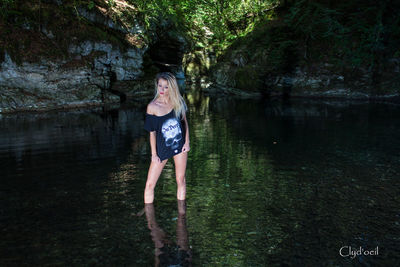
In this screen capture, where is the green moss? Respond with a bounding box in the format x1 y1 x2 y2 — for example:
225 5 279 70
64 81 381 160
0 0 146 64
91 27 109 41
235 65 262 91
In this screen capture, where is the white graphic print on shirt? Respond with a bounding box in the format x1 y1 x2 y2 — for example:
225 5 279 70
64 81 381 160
161 118 182 150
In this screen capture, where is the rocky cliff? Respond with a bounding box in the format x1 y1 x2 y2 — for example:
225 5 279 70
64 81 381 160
205 20 400 101
0 0 187 113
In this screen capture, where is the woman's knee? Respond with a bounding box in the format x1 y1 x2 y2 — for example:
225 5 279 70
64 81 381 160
176 175 186 186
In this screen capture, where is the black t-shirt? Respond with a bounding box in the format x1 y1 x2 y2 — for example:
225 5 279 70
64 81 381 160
144 109 186 161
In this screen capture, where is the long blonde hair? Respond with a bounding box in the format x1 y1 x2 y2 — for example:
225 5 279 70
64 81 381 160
153 72 187 119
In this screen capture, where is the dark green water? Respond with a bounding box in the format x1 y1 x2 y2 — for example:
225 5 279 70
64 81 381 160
1 93 399 266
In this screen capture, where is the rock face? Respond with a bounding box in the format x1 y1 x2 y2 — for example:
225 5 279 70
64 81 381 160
183 48 216 81
0 40 147 112
0 2 188 113
0 52 120 113
263 60 400 99
207 51 400 100
68 41 146 81
205 21 400 100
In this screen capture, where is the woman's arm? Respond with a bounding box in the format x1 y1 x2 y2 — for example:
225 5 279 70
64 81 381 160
182 114 190 152
147 103 160 162
149 132 158 158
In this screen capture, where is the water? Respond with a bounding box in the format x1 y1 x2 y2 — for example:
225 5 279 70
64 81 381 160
0 93 399 266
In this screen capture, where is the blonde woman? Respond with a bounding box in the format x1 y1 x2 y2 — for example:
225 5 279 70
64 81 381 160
143 72 190 203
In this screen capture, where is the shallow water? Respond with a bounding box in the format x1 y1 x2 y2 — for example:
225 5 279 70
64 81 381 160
1 93 399 266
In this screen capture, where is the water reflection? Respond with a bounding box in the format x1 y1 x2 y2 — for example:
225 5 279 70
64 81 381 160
0 93 399 266
185 95 400 266
145 201 192 267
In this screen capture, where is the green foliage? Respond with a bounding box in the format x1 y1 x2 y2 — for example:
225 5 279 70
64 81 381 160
235 65 261 91
286 0 343 39
284 0 400 67
106 0 115 8
2 0 399 75
129 0 277 53
0 0 15 19
0 0 136 65
87 1 95 10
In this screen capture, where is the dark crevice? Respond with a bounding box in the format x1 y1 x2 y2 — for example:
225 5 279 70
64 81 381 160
108 71 126 103
145 32 186 74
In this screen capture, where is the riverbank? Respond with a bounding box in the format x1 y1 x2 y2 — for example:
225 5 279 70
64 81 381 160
1 82 400 115
1 1 399 113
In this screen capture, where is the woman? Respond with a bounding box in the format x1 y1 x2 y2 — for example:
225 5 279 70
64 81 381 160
143 72 190 203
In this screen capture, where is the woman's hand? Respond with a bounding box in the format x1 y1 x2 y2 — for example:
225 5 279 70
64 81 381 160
182 142 190 153
151 154 161 163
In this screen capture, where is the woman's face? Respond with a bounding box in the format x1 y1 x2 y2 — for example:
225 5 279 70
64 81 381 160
157 78 169 98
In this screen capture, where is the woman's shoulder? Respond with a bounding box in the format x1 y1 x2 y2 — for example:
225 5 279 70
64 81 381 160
146 101 158 115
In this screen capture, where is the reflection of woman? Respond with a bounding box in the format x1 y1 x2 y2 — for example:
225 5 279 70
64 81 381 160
145 201 192 267
144 72 190 203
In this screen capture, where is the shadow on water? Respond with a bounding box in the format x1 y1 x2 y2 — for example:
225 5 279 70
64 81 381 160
1 91 399 266
0 106 155 266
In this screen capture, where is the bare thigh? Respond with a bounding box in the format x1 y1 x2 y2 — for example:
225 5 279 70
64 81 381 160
147 159 168 185
173 152 188 180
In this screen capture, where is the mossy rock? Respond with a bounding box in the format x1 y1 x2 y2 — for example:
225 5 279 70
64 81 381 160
185 62 201 77
234 65 262 91
0 0 145 64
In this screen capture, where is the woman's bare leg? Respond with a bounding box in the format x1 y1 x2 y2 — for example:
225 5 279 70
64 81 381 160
144 159 168 203
173 152 188 200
